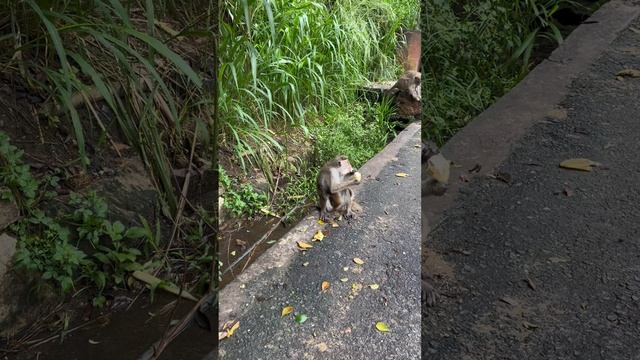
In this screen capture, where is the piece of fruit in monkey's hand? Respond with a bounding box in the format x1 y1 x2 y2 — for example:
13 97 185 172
353 171 362 183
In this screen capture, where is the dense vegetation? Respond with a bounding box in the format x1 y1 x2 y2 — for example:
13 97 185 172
219 0 420 217
0 1 214 306
422 0 602 144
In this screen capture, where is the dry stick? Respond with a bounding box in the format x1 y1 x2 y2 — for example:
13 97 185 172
78 89 124 158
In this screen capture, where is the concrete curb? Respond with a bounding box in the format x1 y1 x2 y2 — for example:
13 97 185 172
424 0 640 226
218 122 421 325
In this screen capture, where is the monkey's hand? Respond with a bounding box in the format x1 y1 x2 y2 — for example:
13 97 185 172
422 280 438 307
353 171 362 183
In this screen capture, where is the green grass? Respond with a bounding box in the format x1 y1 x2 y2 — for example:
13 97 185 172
422 0 583 144
219 0 419 214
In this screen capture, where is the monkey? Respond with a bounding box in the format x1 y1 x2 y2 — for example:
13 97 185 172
421 141 449 307
388 70 421 102
317 155 362 222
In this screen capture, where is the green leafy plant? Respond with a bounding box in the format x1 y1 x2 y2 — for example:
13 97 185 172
0 132 40 209
219 167 268 217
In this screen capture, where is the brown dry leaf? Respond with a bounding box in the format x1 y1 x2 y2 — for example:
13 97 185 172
321 281 330 292
113 142 130 152
312 231 325 242
395 172 409 177
559 158 600 171
617 68 640 78
375 322 390 332
281 306 294 317
353 257 365 265
297 241 313 250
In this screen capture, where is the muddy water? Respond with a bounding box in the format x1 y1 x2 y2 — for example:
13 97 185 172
5 293 214 360
218 212 304 288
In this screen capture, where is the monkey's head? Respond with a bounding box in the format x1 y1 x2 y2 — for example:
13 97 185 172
334 155 354 174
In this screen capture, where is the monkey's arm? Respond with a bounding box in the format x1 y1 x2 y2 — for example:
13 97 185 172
329 172 361 194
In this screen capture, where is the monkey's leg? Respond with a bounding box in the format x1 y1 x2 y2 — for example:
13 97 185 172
344 188 355 219
319 196 333 221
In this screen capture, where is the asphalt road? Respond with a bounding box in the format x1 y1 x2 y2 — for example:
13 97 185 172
423 14 640 360
218 126 422 359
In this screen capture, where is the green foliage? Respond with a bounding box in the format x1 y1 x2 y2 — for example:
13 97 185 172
423 0 578 144
2 0 213 217
0 132 149 305
220 0 417 170
0 132 40 209
219 167 268 217
311 101 393 168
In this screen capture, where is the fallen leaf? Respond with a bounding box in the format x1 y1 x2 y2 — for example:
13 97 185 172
414 144 421 148
281 306 294 317
369 284 380 290
559 158 600 172
218 331 228 340
132 271 198 301
525 277 536 291
297 241 313 250
316 342 329 352
340 278 348 282
312 231 325 242
230 251 236 256
563 188 574 197
260 207 278 217
321 281 330 291
343 266 349 271
395 172 409 177
331 222 339 228
112 142 130 152
523 321 539 330
226 321 240 336
549 257 569 263
317 219 326 225
88 339 100 345
266 240 276 244
353 257 365 265
616 68 640 78
499 296 517 306
295 314 308 324
375 322 390 332
303 262 310 267
235 239 247 249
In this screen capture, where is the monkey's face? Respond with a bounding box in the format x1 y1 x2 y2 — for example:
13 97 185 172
336 156 354 175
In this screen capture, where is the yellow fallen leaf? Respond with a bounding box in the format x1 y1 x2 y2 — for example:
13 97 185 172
395 172 408 177
343 266 349 271
321 281 330 291
331 222 339 228
313 231 325 242
353 257 365 265
559 158 600 172
317 219 326 225
297 241 313 250
303 262 310 267
218 331 228 340
260 207 278 217
227 321 240 337
375 322 390 332
369 284 380 290
340 278 348 282
281 306 294 317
